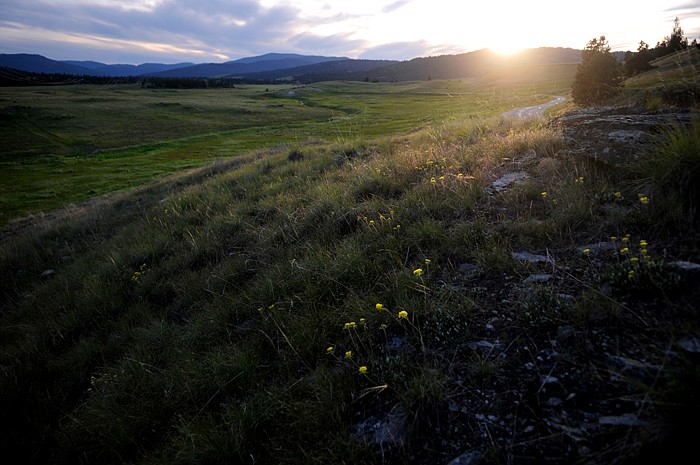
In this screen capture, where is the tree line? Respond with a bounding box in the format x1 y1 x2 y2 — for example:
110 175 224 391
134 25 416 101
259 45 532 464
572 17 698 106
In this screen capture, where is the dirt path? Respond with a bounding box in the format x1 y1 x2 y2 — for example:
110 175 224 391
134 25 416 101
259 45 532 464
501 95 566 119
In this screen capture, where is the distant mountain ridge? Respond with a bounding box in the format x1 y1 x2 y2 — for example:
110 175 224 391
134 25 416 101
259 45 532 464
0 53 349 78
0 48 622 84
147 54 350 78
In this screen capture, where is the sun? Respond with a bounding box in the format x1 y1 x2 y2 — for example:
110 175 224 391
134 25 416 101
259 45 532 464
489 41 525 56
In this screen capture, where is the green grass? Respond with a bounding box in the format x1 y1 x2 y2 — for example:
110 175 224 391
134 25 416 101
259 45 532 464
0 73 574 226
1 64 698 465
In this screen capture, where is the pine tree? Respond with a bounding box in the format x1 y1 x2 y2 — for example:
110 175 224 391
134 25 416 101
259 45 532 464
571 36 622 106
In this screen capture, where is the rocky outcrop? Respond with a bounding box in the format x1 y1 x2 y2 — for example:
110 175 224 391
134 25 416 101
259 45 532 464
554 106 697 165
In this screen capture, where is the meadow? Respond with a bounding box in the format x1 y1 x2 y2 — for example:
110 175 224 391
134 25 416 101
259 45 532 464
1 59 698 465
0 63 575 226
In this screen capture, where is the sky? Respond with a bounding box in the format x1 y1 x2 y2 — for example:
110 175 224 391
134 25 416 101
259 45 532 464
1 0 699 64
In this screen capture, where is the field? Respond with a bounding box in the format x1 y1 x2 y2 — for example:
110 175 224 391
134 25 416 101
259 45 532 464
0 63 576 226
2 60 699 465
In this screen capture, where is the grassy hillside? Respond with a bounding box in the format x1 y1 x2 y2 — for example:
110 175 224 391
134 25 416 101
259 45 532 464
0 75 573 226
1 65 699 464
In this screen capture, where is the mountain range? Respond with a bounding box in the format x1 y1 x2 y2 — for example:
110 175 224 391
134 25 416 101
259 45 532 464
0 53 349 78
0 48 626 83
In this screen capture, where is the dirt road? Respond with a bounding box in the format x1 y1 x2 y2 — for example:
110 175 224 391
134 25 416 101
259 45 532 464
501 96 566 119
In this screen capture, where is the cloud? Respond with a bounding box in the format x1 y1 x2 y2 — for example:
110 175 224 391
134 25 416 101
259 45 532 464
0 0 316 62
382 0 414 14
359 40 434 60
288 31 366 58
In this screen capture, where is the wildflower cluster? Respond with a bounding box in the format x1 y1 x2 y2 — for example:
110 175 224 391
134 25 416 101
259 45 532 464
130 263 147 283
360 209 401 233
604 234 680 293
414 157 473 187
326 260 431 378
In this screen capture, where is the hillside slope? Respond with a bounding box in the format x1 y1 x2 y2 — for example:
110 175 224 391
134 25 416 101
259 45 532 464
1 96 699 465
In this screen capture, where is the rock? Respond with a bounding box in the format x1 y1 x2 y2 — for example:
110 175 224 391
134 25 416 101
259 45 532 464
447 451 483 465
557 294 575 303
605 354 661 380
488 171 528 193
468 340 502 351
598 413 648 427
524 273 552 284
512 251 554 265
458 262 479 277
577 242 616 255
546 397 563 407
41 269 55 278
678 337 700 354
354 411 407 446
557 325 575 342
668 261 700 277
554 106 696 166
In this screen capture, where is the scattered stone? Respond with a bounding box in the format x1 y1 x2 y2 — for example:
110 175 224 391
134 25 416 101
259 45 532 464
488 171 528 193
512 251 554 265
605 354 661 380
678 337 700 354
447 451 483 465
598 413 648 427
577 242 616 255
41 269 55 278
668 261 700 277
468 340 502 351
542 375 559 384
387 336 406 353
354 411 407 446
524 273 552 284
557 325 575 342
557 294 575 303
60 255 73 262
524 425 535 433
458 262 479 277
546 397 563 407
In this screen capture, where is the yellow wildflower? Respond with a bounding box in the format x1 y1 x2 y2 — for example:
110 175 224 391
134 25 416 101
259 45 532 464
375 303 384 310
583 249 591 255
628 270 635 279
630 257 639 263
424 258 431 264
398 310 408 319
326 346 334 353
343 322 356 329
359 366 368 374
413 268 423 276
639 240 648 247
345 350 352 359
541 191 548 198
620 247 629 254
610 236 617 242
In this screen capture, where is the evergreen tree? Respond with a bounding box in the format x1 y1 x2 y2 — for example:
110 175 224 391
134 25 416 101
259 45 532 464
571 36 622 105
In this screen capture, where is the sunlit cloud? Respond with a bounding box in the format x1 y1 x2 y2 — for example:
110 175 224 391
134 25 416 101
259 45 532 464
1 0 698 63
